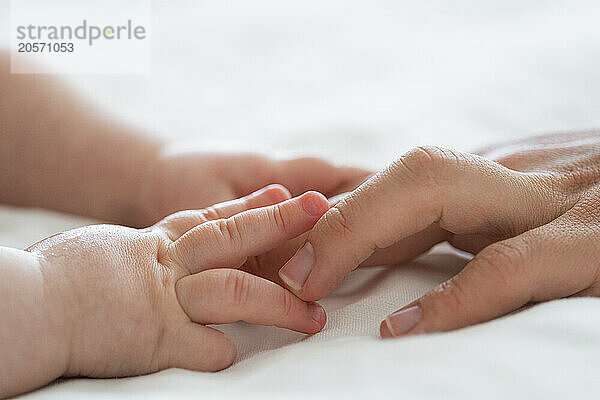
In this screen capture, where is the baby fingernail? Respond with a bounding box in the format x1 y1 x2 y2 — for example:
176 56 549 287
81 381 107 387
279 242 314 291
385 305 422 337
300 192 328 217
253 184 291 202
307 302 326 324
265 185 292 202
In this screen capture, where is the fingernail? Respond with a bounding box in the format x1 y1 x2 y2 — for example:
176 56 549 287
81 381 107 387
384 305 422 337
307 302 326 325
254 184 291 203
300 192 328 217
279 242 314 291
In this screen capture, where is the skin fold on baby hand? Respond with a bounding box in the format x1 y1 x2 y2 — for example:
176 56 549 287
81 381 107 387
0 185 328 398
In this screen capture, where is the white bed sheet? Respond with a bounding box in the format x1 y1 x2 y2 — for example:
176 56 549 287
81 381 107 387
1 0 600 398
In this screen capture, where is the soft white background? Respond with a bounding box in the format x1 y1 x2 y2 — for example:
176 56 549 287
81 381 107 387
1 1 599 398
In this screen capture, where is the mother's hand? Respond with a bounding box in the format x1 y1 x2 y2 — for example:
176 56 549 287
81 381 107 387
278 130 600 337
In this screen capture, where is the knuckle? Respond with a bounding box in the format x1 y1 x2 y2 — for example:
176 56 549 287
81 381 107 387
321 201 353 238
549 154 600 194
393 145 461 184
535 172 579 210
160 211 208 240
475 240 529 286
570 188 600 225
224 270 252 305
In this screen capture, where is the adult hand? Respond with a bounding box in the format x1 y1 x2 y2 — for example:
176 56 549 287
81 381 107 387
278 131 600 338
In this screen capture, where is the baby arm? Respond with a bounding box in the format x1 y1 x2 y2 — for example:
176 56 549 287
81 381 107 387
0 52 369 227
0 52 160 225
0 247 70 398
0 186 328 398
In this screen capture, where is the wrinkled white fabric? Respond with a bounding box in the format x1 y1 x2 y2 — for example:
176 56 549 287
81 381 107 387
1 0 599 398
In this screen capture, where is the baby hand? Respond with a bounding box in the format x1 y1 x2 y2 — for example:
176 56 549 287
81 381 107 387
27 185 328 381
136 149 370 227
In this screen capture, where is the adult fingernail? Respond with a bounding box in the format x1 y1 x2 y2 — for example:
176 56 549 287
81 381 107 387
384 305 422 337
307 302 326 325
279 242 314 291
300 192 328 217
